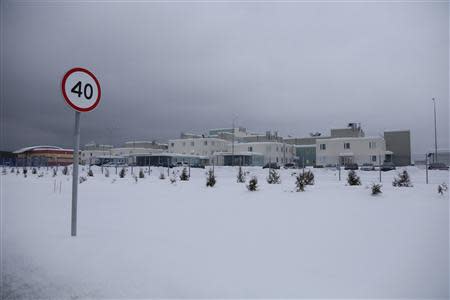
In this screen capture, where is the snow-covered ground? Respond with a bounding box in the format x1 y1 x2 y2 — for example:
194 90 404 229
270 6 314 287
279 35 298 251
1 166 449 299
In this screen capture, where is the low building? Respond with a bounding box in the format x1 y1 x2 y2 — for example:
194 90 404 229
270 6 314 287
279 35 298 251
315 137 391 166
213 151 265 166
134 153 209 168
231 142 296 165
168 137 229 163
426 149 450 165
13 145 74 166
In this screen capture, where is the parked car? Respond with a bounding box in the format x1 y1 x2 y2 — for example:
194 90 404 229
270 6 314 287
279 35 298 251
101 162 128 167
428 162 449 170
283 163 296 169
360 163 375 171
344 163 359 170
175 162 189 167
380 162 396 172
262 162 280 169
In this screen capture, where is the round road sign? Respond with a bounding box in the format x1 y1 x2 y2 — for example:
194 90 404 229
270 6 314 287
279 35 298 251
62 67 101 112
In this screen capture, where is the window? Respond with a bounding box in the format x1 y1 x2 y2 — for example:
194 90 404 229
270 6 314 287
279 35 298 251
320 144 326 150
248 146 253 152
344 143 350 149
170 142 174 147
369 141 376 149
372 155 377 162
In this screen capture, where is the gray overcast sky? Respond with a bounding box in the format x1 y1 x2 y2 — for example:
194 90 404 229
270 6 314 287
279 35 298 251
1 0 449 155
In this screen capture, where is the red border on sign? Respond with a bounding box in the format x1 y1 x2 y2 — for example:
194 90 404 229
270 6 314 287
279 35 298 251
61 67 101 112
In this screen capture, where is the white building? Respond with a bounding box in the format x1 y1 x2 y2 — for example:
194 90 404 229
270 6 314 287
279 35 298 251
315 136 392 166
81 141 167 165
168 137 229 162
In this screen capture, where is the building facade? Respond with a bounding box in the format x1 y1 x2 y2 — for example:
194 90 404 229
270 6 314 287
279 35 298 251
315 137 390 166
168 137 229 162
13 146 74 166
231 142 296 165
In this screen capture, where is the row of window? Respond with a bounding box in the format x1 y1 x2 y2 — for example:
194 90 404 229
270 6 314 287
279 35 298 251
319 141 377 151
171 140 223 148
318 155 379 162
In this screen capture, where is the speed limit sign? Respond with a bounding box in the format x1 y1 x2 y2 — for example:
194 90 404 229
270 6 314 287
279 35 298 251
61 67 101 237
62 67 101 112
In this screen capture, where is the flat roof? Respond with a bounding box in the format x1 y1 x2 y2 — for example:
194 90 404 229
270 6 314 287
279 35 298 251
13 146 72 154
318 136 383 142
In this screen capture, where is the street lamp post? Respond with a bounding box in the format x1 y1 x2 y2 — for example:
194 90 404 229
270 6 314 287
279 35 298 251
432 98 438 163
231 116 238 167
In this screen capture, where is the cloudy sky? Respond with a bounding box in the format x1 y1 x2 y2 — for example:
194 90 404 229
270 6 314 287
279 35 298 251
1 0 448 155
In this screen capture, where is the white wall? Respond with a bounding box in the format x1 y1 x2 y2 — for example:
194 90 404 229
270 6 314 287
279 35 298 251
316 137 386 166
168 138 229 161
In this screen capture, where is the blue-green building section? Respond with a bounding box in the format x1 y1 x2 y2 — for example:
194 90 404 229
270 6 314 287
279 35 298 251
295 145 316 166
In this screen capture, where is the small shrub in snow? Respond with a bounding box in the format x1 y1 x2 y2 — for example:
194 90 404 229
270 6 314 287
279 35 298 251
392 170 412 187
16 169 20 175
2 168 6 175
139 168 145 179
52 168 57 177
79 176 87 184
119 167 126 178
87 169 94 177
438 183 448 195
347 170 361 186
170 176 177 184
31 168 37 175
133 174 138 183
11 168 15 173
371 183 382 195
206 169 216 187
247 176 258 191
237 166 246 183
179 167 189 181
295 174 306 192
159 172 165 180
267 169 281 184
23 168 28 175
38 172 44 178
104 168 110 178
62 166 68 175
302 170 315 186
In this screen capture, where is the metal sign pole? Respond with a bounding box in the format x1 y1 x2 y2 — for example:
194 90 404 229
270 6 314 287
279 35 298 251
71 111 81 236
379 154 382 183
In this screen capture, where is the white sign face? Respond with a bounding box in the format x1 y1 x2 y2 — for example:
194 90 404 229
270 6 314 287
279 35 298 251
62 67 101 112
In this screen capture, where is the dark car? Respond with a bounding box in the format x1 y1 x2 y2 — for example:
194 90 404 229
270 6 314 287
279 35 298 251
283 163 296 169
380 162 396 172
428 162 449 170
344 163 359 170
263 162 280 169
360 163 375 171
